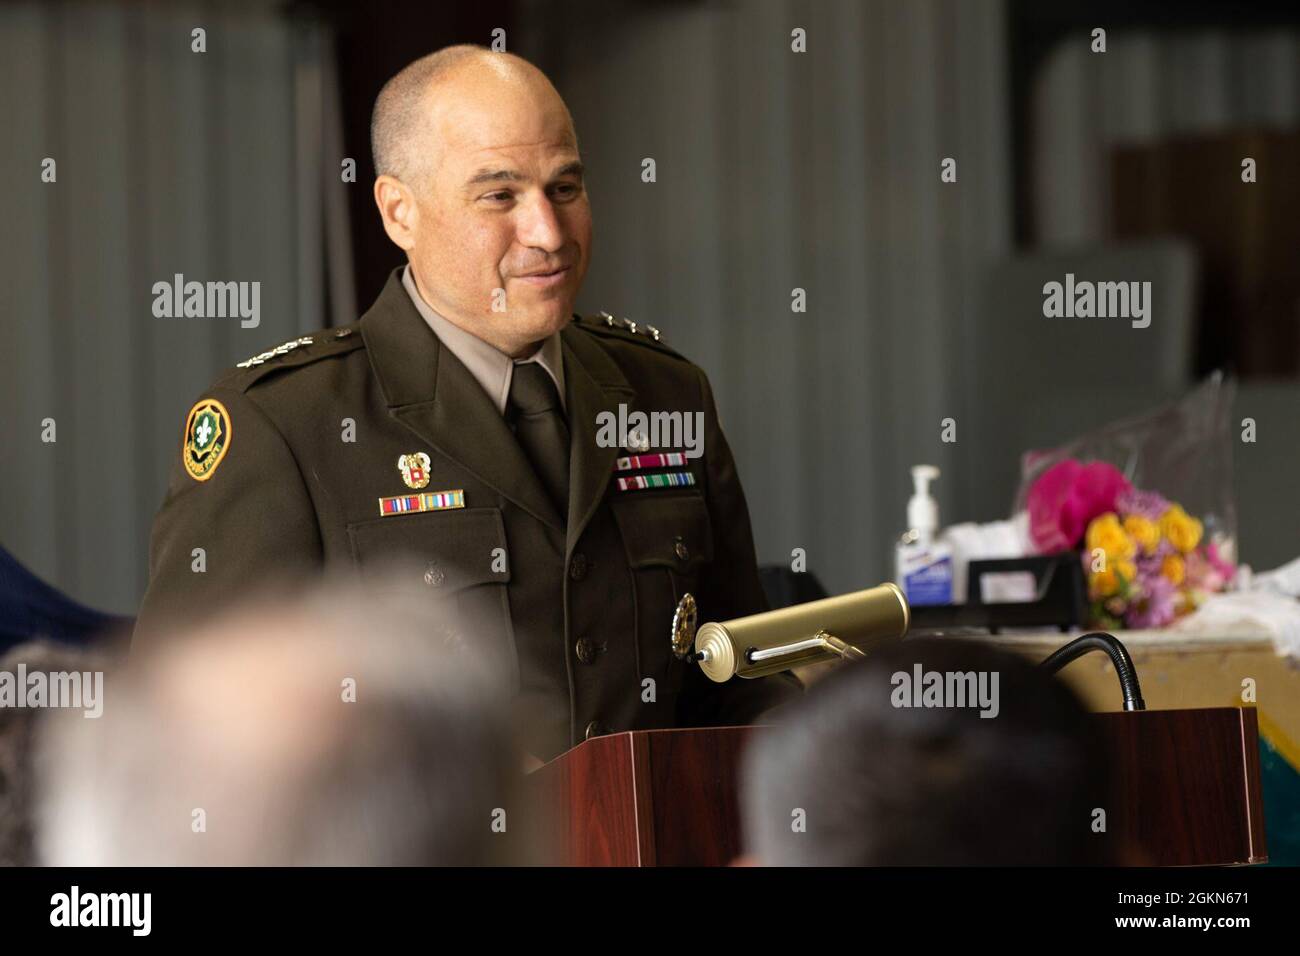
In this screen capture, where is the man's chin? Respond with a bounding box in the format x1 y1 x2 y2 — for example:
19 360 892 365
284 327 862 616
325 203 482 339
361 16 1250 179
497 308 571 354
514 303 573 335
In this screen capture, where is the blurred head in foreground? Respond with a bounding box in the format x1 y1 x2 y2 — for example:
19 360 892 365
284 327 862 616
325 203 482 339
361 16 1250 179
741 638 1110 866
38 577 516 865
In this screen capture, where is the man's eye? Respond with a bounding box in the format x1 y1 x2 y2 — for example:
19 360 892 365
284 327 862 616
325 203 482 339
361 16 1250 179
484 191 513 202
551 183 581 199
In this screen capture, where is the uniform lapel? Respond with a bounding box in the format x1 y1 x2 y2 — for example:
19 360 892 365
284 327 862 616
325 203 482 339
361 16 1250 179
360 270 564 531
561 324 636 555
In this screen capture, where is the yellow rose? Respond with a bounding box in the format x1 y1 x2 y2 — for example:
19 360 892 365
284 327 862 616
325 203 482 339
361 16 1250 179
1160 505 1203 554
1161 554 1185 586
1123 515 1160 555
1089 568 1119 599
1086 513 1136 563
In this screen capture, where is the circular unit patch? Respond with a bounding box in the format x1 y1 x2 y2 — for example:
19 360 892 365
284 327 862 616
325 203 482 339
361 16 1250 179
182 398 232 482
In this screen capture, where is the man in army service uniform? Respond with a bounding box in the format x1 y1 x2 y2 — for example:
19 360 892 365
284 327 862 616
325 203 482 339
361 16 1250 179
134 44 801 762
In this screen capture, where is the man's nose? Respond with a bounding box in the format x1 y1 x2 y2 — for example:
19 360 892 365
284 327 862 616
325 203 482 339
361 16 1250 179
515 193 566 253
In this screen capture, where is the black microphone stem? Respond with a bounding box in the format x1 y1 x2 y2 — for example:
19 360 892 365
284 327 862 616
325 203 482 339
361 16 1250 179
1039 632 1146 712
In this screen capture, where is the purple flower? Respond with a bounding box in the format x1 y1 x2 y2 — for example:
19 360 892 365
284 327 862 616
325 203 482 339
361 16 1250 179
1135 553 1163 582
1132 538 1174 590
1124 573 1177 629
1116 487 1170 521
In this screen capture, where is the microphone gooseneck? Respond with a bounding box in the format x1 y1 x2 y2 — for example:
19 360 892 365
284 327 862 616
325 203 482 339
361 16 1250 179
1039 632 1146 711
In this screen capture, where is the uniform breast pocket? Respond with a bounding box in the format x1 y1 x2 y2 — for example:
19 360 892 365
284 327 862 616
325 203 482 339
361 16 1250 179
611 493 714 694
346 507 517 687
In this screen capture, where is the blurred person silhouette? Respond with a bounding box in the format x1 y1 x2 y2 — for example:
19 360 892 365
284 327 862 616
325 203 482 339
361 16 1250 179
739 637 1117 866
37 573 519 865
0 640 112 866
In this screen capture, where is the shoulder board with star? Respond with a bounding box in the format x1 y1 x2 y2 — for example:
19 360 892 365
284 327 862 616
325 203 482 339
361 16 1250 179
214 325 366 392
574 311 687 361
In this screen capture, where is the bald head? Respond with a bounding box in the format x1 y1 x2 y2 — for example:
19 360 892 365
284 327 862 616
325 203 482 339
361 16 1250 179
371 44 574 186
370 44 592 359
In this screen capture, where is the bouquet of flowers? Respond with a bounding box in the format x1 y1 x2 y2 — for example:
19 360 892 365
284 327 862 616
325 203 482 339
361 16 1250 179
1026 458 1236 630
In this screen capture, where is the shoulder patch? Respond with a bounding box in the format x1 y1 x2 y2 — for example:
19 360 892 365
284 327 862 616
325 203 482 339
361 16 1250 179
182 397 232 482
574 311 686 361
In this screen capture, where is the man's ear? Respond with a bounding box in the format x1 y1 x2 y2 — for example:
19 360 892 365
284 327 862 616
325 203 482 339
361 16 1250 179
373 175 418 251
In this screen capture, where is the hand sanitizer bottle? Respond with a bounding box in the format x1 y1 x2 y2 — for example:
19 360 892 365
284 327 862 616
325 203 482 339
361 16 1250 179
895 465 954 606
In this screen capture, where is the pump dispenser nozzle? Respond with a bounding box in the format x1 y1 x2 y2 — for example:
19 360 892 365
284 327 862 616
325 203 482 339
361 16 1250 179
907 465 941 542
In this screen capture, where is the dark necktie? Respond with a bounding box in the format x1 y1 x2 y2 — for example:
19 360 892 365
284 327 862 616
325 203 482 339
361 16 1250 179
507 362 570 522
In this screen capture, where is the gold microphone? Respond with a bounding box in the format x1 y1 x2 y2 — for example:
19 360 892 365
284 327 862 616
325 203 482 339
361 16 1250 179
671 583 911 682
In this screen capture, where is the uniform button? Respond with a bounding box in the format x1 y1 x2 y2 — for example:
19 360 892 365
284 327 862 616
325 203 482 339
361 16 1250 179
575 637 597 665
674 537 690 561
585 720 610 740
569 553 589 581
423 563 445 587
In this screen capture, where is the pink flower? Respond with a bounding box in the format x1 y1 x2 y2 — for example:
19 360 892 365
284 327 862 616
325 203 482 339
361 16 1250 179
1027 459 1133 553
1206 541 1237 586
1185 549 1225 593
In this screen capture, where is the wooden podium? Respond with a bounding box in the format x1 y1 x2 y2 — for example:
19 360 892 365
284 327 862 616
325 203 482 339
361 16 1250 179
519 708 1266 866
1093 707 1266 866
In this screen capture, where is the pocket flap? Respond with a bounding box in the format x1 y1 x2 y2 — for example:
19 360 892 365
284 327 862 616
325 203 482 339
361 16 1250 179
611 493 713 572
346 507 511 589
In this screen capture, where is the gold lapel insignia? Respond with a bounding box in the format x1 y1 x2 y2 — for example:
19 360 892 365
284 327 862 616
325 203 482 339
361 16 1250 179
398 452 432 489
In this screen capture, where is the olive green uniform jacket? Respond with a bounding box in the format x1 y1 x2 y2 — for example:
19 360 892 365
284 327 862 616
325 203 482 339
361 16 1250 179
134 269 801 760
